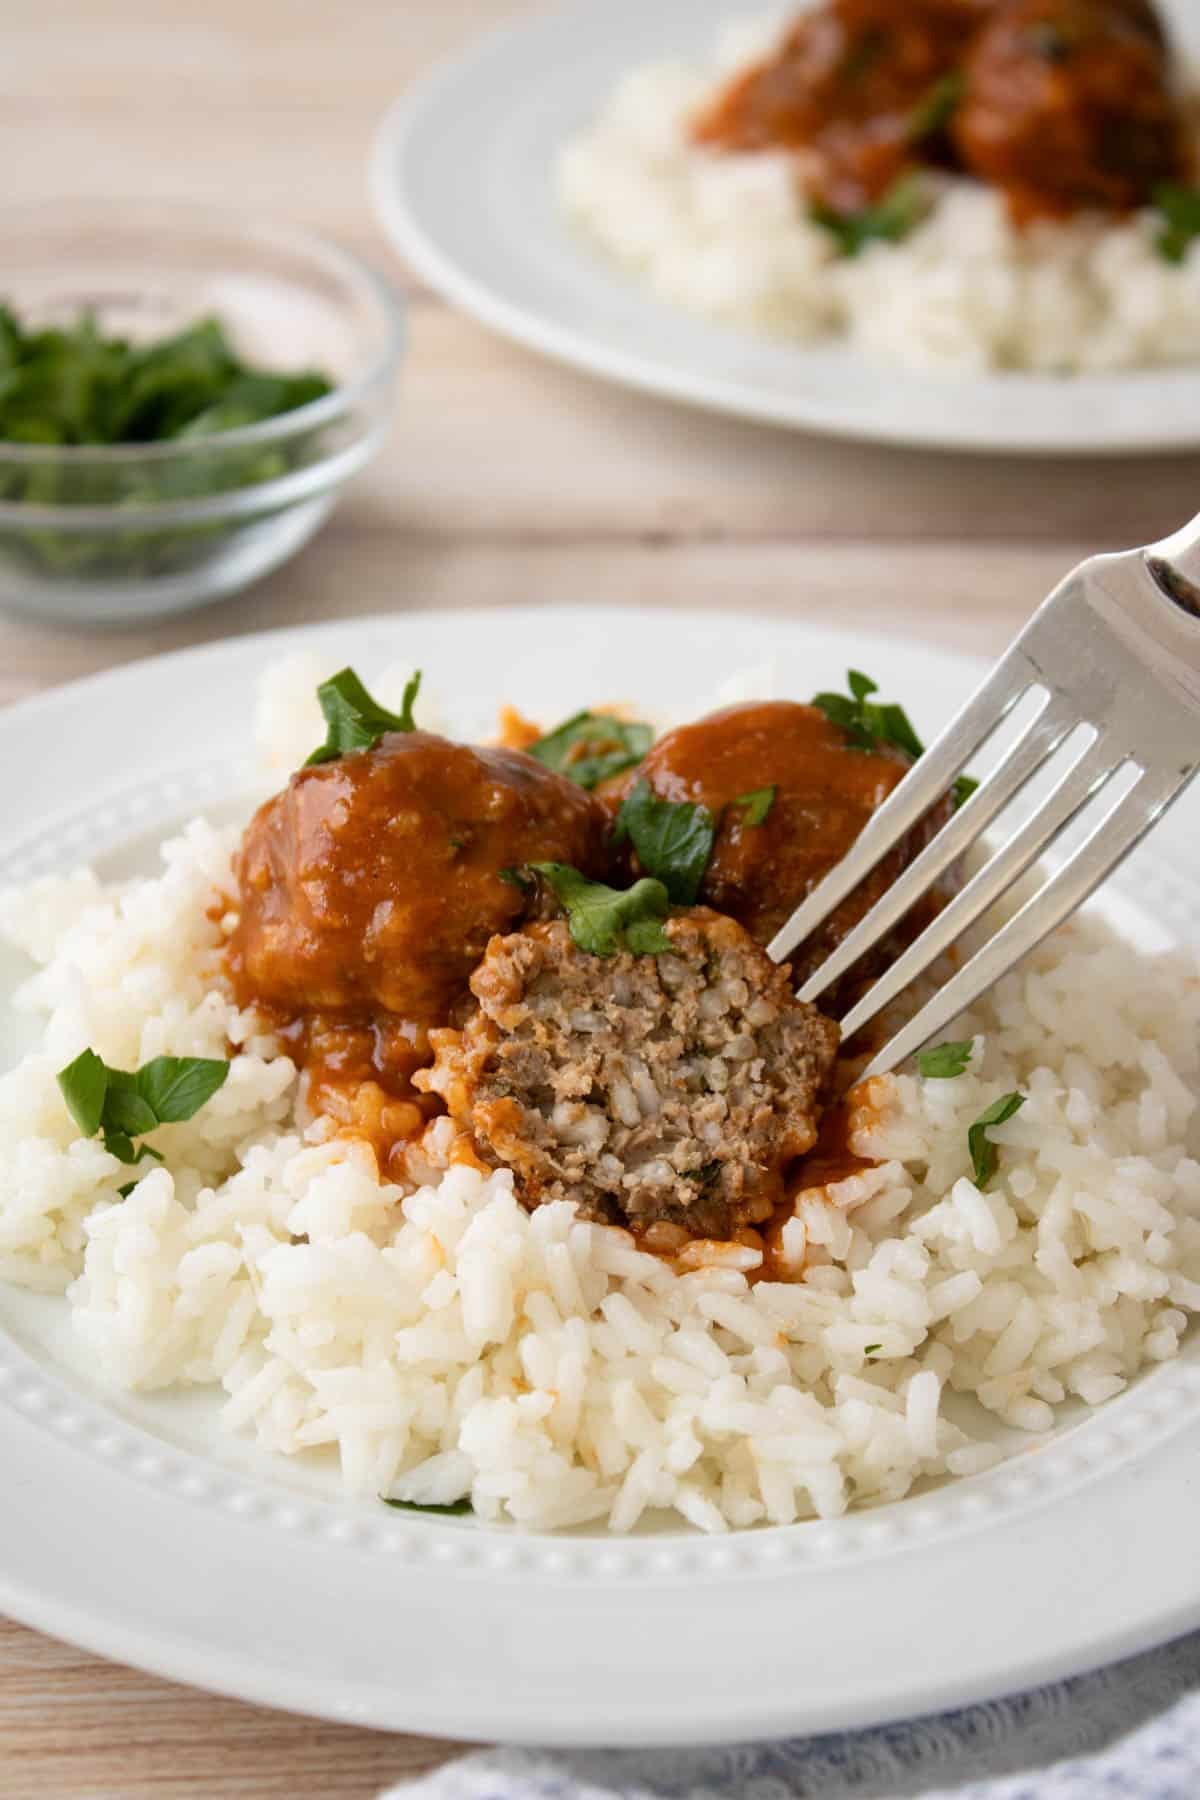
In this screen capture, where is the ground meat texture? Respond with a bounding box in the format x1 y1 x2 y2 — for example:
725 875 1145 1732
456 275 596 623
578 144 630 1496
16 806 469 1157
953 0 1187 222
692 0 994 211
229 731 610 1092
600 701 952 988
419 911 840 1238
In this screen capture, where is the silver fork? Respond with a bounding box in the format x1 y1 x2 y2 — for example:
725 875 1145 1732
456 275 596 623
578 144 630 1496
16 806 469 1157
767 515 1200 1076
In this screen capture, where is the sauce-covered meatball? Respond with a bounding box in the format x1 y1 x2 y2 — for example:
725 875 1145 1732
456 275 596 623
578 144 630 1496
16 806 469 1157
953 0 1187 220
694 0 992 211
420 910 839 1238
603 701 947 985
230 732 610 1093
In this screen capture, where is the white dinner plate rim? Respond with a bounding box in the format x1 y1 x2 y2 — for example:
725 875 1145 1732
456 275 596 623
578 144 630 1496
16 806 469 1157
2 606 1200 1744
369 0 1200 455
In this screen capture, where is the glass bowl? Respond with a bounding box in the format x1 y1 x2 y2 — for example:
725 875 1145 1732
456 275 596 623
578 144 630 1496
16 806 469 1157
0 201 404 625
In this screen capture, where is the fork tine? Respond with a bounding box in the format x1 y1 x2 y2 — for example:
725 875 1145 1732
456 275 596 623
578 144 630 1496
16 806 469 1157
836 737 1123 1043
858 764 1192 1078
766 655 1041 966
797 700 1079 1005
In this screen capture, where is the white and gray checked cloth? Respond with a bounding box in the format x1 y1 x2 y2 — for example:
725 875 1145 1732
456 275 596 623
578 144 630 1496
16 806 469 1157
384 1629 1200 1800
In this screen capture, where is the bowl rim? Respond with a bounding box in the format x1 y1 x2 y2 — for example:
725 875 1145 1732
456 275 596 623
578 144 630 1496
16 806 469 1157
0 199 406 467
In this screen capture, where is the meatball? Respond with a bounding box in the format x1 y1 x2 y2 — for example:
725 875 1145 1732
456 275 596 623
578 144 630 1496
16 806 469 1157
953 0 1187 220
694 0 991 211
602 701 949 986
419 912 839 1238
229 731 610 1087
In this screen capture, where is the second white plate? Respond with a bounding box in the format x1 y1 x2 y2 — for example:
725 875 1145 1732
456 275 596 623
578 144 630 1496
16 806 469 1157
371 0 1200 454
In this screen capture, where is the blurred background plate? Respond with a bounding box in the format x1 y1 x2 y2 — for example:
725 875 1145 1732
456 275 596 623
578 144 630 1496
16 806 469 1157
371 0 1200 454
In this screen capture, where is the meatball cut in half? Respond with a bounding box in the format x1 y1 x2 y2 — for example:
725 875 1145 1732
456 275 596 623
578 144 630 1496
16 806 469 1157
230 731 610 1077
420 911 840 1239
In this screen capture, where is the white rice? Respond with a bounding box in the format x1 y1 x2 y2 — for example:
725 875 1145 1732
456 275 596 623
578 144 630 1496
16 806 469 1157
557 14 1200 373
1 674 1199 1532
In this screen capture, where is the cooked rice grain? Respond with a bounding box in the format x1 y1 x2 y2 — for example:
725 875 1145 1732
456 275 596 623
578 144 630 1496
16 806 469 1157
1 794 1198 1530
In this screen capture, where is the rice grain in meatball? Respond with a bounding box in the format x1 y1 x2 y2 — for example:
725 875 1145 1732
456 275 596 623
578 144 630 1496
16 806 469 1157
420 910 840 1239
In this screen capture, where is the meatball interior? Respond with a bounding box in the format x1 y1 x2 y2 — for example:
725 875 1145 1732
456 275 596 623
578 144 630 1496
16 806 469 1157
419 911 840 1239
230 730 610 1089
602 700 950 986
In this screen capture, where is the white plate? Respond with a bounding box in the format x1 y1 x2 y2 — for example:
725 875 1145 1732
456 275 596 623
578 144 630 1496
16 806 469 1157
2 607 1200 1744
370 0 1200 454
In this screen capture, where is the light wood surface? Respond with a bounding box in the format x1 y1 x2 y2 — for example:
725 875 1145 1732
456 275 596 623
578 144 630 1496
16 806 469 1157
3 1 1200 1794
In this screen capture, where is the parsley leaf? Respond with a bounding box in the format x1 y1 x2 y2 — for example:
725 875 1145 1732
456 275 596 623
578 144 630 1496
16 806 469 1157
1155 185 1200 265
908 72 963 142
918 1040 974 1080
811 172 930 258
968 1092 1026 1188
57 1049 229 1175
529 863 675 958
498 865 535 893
1025 21 1073 62
306 668 421 766
528 712 653 790
732 785 776 827
382 1496 474 1516
136 1055 231 1124
56 1048 108 1138
101 1077 160 1138
0 304 334 583
814 669 977 809
612 777 715 905
863 1343 882 1357
0 307 331 446
102 1131 164 1168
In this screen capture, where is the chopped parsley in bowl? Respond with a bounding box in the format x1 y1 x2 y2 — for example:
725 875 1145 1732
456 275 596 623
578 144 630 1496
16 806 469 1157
0 201 404 623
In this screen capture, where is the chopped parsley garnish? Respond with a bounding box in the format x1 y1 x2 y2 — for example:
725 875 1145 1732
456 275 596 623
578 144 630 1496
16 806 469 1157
732 785 776 828
0 305 333 582
968 1092 1026 1189
814 669 977 809
1154 185 1200 266
814 668 923 757
918 1040 974 1080
57 1048 229 1170
1025 21 1073 61
498 865 535 893
529 863 675 958
908 72 963 143
382 1496 474 1516
811 173 930 258
528 711 653 791
0 307 331 446
612 777 715 905
863 1344 882 1357
306 667 421 766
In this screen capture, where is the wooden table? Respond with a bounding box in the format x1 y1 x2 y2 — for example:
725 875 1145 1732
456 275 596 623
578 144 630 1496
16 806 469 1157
3 1 1199 1792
